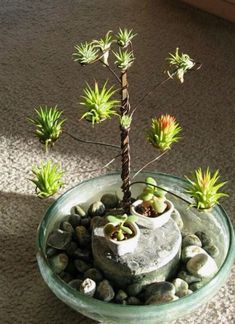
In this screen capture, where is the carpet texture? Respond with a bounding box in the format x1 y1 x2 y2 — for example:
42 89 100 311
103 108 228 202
0 0 234 323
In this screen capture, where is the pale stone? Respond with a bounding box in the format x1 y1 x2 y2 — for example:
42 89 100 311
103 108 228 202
186 253 218 278
182 234 202 248
80 278 96 297
181 245 208 263
172 278 189 297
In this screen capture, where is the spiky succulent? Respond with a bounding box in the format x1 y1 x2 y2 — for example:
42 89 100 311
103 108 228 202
73 42 98 65
116 28 137 48
80 81 119 125
120 114 132 129
113 48 135 71
30 160 64 198
104 214 138 241
185 168 228 209
29 106 66 150
147 114 182 151
167 48 194 83
92 31 114 65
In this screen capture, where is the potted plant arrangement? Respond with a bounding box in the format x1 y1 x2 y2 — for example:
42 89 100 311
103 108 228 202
30 28 235 323
103 214 139 256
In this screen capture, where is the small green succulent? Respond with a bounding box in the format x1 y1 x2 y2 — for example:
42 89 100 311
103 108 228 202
120 114 132 129
138 177 167 214
29 106 66 150
185 167 228 209
80 81 119 125
116 28 137 48
167 48 194 83
104 214 138 241
73 42 98 65
30 160 64 198
113 48 135 72
92 31 114 65
147 114 182 151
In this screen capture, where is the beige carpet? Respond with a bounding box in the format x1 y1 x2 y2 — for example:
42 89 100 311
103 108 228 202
0 0 234 323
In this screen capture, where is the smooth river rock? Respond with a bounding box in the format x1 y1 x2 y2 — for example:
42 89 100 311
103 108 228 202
186 253 218 278
181 245 207 263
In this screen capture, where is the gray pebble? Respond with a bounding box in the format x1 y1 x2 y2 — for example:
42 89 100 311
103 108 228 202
177 270 202 284
46 247 59 258
115 289 128 303
68 279 83 290
101 194 119 209
75 226 91 247
88 201 106 217
59 271 73 283
172 278 188 297
68 214 81 228
203 244 219 258
74 247 91 261
187 253 218 278
84 268 103 282
171 210 184 230
181 245 207 263
144 282 175 301
195 231 212 247
187 289 193 294
145 294 178 305
80 278 96 297
182 234 202 248
96 280 115 302
47 229 72 250
74 259 91 273
189 281 205 291
73 205 87 218
126 283 143 297
65 261 78 276
127 296 141 305
50 253 68 274
60 221 74 234
80 217 91 228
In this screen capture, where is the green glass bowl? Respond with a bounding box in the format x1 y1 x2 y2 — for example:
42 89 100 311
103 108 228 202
36 172 235 323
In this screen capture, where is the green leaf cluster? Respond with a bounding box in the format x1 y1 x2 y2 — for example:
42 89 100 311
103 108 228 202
185 168 228 209
30 160 64 198
147 114 182 151
29 106 66 150
113 48 135 72
116 28 137 48
80 81 119 125
167 48 195 83
73 42 98 65
120 114 132 129
104 214 138 241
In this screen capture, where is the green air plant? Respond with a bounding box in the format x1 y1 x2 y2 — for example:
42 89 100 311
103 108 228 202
167 47 195 83
104 214 138 241
29 106 66 151
116 28 137 48
92 30 114 65
73 42 99 65
138 177 167 214
185 167 228 209
80 81 119 125
147 114 182 151
113 48 135 72
30 160 64 198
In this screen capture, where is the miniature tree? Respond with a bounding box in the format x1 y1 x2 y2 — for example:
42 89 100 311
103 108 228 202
29 28 228 211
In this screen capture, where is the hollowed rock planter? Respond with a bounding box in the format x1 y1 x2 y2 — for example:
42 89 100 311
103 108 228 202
130 199 174 229
36 172 235 324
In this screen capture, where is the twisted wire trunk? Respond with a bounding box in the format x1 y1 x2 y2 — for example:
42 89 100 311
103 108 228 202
120 71 132 212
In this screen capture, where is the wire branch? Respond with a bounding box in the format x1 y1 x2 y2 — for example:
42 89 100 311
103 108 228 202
79 153 121 173
130 181 191 205
64 131 120 150
132 150 169 179
101 60 121 83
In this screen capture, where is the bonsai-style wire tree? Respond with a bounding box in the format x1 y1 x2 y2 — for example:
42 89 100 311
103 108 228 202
29 28 228 211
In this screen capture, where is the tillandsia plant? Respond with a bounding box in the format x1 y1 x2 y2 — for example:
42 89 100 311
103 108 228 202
28 27 228 211
30 160 64 198
29 106 66 151
104 214 138 241
185 167 228 210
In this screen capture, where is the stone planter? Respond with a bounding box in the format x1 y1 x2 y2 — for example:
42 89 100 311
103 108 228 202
104 222 140 256
131 199 174 228
36 172 235 324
